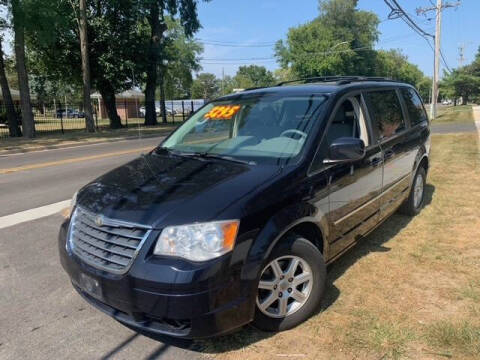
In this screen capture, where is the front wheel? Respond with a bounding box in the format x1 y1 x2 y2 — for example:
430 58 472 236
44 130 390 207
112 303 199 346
253 235 326 332
399 167 426 216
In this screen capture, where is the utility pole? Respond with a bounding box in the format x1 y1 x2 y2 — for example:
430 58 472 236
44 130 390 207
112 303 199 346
458 43 465 67
431 0 442 120
222 67 225 95
417 1 460 120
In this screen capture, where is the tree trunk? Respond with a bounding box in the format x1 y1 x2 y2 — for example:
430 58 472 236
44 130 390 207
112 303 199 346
99 85 122 129
144 3 166 126
79 0 95 133
0 38 21 137
144 2 160 126
159 70 167 124
12 0 35 138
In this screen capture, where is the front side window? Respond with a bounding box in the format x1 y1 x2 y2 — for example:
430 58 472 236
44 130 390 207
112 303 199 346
312 96 369 171
401 88 428 126
161 94 328 165
365 90 406 141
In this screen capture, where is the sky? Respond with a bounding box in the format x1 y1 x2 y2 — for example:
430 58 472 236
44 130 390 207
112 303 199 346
195 0 478 78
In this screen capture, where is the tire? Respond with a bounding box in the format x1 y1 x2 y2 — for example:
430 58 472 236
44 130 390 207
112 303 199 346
399 167 426 216
252 234 326 332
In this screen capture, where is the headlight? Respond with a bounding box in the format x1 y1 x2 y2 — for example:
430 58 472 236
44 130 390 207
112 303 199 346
154 220 239 261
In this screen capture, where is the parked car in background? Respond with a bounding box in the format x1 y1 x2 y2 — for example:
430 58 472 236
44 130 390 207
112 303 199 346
139 105 176 118
56 109 84 118
59 76 430 339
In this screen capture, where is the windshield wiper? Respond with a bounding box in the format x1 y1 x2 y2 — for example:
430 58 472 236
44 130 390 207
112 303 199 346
155 147 255 165
198 153 256 165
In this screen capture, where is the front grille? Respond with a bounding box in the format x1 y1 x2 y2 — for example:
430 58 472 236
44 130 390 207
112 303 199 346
69 206 151 274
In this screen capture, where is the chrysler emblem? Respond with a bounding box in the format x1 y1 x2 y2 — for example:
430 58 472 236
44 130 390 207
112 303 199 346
95 215 105 227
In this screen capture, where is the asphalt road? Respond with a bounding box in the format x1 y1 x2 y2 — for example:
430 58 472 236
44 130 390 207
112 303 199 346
0 136 203 360
430 121 478 134
0 136 165 217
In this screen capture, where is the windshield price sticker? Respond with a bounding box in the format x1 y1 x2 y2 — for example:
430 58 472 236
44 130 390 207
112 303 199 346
204 105 241 120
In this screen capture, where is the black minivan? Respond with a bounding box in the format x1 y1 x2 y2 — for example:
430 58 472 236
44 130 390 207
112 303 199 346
59 77 430 338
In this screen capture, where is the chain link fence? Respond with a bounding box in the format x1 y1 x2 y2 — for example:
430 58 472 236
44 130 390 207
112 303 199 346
0 99 205 139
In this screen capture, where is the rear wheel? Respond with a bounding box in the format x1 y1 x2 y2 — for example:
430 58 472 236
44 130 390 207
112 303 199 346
253 235 326 332
399 167 426 216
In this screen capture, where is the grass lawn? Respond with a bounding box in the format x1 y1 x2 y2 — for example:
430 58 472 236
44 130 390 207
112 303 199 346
434 105 475 124
197 132 480 359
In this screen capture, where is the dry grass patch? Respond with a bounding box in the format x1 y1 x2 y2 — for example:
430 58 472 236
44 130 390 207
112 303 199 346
197 133 480 360
434 105 474 123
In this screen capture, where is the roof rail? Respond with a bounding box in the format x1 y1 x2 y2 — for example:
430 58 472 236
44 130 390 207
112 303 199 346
276 76 399 86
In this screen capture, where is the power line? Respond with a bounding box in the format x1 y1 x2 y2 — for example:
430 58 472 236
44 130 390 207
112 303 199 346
384 0 435 38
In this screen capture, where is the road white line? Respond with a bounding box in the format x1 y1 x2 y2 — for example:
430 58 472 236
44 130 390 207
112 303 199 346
0 200 70 230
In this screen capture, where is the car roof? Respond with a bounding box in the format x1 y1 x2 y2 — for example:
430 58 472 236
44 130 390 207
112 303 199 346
217 77 416 101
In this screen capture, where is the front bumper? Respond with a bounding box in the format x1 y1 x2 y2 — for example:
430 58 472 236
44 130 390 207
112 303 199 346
58 220 256 339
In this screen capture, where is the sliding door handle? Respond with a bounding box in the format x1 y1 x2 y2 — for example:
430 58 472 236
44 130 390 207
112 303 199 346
384 149 395 160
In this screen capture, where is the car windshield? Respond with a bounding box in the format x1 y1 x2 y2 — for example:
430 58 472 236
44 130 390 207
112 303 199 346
160 94 328 165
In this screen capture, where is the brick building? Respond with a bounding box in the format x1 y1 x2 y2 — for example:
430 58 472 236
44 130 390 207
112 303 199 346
91 89 144 120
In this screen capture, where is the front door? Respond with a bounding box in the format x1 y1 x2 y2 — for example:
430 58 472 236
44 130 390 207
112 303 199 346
320 95 383 258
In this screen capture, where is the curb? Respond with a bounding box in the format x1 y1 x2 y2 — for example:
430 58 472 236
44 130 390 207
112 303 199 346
0 133 170 156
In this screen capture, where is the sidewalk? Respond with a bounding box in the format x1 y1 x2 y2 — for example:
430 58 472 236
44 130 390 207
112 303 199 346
0 126 176 156
473 106 480 156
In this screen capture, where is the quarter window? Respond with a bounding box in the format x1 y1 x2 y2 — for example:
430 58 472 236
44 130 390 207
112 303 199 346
401 88 428 126
365 90 406 141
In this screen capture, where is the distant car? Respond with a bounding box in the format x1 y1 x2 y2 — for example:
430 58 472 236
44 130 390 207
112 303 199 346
441 100 452 105
139 106 175 117
56 109 83 118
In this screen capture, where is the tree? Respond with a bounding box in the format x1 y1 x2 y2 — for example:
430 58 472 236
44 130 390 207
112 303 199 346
163 18 203 100
143 0 203 126
416 76 432 103
191 73 219 100
274 68 296 83
375 49 423 85
157 17 202 124
26 0 146 129
234 65 275 89
0 36 21 137
11 0 35 137
78 0 95 132
275 0 379 78
440 69 480 105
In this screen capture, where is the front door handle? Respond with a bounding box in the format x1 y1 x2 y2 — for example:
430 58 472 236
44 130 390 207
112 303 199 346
370 157 383 167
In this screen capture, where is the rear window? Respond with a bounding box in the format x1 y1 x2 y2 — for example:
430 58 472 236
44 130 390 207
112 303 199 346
401 88 428 126
365 90 406 142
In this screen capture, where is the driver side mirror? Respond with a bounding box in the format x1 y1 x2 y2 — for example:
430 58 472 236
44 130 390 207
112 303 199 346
323 137 366 164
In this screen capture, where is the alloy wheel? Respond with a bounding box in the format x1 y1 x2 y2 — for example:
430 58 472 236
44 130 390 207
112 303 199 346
413 173 424 208
256 255 313 318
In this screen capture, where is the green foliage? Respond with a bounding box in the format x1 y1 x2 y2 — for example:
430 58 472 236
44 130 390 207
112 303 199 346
374 50 423 85
233 65 275 88
416 76 432 102
440 69 480 105
275 0 379 78
162 17 203 99
191 73 219 100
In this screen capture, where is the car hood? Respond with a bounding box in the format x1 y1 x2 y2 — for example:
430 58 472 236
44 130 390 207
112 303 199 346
76 153 281 228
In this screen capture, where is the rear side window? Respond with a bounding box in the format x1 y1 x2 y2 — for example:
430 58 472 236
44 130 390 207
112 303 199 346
365 90 406 141
401 88 428 126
